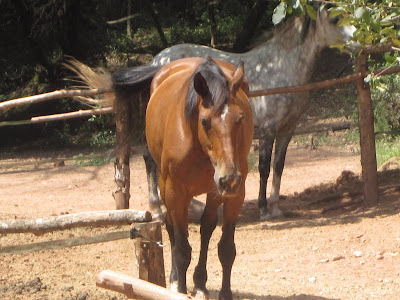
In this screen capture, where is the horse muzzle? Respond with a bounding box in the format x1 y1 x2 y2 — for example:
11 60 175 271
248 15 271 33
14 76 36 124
216 172 242 196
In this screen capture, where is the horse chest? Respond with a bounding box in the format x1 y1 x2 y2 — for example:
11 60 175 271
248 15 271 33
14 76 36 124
171 154 215 196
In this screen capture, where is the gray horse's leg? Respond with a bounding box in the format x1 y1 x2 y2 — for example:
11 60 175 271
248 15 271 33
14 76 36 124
257 136 274 221
143 146 165 221
268 133 292 218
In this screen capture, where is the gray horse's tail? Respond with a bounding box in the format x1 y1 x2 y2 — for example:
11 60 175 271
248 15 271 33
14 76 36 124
64 58 161 108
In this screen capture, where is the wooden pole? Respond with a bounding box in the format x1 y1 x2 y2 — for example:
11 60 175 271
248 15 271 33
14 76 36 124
134 222 166 287
0 88 110 111
248 65 400 98
96 270 192 300
0 209 152 235
355 52 379 206
0 230 132 254
113 94 132 209
31 107 113 123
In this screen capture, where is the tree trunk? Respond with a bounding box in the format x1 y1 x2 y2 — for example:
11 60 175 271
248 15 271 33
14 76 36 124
146 2 168 48
62 0 81 57
208 1 217 47
127 0 132 38
12 0 55 79
233 0 272 52
355 53 379 206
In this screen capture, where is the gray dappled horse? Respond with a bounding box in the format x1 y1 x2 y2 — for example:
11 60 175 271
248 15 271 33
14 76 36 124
144 7 355 221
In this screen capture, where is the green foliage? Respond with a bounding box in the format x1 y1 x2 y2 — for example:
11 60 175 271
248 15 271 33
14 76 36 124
376 138 400 167
71 153 113 167
88 130 116 148
273 0 400 48
371 73 400 135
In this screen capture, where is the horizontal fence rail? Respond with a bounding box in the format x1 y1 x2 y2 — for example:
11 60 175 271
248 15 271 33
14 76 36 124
0 209 152 235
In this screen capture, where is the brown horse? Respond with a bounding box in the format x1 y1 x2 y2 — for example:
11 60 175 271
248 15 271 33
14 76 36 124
146 57 253 299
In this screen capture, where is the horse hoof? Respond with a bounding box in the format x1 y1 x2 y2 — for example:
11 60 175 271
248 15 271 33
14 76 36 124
192 288 209 300
218 289 233 300
259 209 283 221
170 281 178 293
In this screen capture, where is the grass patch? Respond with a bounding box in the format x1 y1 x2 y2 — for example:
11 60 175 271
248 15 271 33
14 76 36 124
70 153 114 167
376 138 400 168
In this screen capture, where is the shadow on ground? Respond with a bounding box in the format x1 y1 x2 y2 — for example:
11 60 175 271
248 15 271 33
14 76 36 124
237 169 400 231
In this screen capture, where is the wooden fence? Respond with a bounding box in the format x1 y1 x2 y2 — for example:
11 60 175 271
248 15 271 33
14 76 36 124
0 209 184 299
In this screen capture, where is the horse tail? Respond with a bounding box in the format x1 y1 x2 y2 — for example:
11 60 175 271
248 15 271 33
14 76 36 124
64 58 115 107
64 58 161 108
111 65 161 105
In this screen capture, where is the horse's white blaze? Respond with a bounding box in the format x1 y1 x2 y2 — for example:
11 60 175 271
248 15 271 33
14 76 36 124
221 105 229 121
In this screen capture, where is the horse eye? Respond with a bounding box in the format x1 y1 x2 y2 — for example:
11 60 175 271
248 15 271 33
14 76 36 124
236 114 245 125
201 118 211 130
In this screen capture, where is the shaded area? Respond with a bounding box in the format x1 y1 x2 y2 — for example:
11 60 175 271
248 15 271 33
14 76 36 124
238 169 400 229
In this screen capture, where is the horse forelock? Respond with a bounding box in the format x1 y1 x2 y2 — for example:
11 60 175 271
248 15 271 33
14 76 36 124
185 58 229 121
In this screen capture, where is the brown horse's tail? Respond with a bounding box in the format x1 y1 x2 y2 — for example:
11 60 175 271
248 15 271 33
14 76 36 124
64 58 161 108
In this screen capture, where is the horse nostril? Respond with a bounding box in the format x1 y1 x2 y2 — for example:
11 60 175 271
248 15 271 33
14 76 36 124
219 176 228 189
219 173 242 193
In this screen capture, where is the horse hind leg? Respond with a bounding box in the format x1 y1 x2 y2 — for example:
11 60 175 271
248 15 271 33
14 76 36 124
257 136 274 221
143 146 166 221
268 134 292 218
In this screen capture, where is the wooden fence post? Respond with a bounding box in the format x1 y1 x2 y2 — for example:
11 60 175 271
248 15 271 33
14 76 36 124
355 52 379 206
134 221 166 287
113 95 132 209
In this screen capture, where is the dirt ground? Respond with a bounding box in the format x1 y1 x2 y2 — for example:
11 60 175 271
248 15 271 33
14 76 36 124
1 141 400 300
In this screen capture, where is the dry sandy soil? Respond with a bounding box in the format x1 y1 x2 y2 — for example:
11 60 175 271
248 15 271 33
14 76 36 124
1 140 400 300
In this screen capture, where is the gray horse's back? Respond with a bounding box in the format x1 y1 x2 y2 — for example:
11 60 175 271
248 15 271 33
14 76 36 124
151 44 242 67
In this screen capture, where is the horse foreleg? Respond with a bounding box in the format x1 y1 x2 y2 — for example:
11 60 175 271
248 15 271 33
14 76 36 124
164 213 178 291
143 146 165 221
193 193 220 298
163 178 192 294
218 198 243 300
165 214 192 294
257 137 274 221
173 220 192 294
268 134 292 218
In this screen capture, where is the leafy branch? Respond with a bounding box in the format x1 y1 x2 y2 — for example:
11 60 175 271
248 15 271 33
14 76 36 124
272 0 400 50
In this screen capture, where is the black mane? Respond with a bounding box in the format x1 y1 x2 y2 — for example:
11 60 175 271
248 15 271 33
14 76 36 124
185 57 229 120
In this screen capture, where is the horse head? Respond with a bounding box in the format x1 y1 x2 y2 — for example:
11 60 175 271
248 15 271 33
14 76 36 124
315 5 356 48
192 58 247 196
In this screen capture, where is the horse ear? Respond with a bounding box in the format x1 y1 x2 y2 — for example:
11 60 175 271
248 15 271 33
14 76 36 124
194 72 212 107
230 61 245 95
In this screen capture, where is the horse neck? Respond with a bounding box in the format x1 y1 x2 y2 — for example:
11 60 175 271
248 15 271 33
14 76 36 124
248 17 325 85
